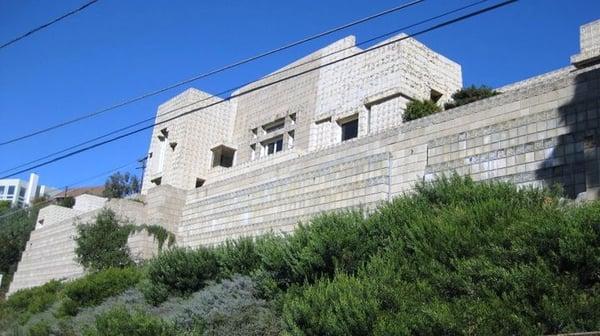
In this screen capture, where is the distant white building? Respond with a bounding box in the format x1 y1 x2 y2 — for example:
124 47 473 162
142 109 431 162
0 173 59 207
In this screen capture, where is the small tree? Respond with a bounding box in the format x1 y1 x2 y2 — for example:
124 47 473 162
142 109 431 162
444 85 499 109
102 172 141 199
403 99 442 122
75 209 133 271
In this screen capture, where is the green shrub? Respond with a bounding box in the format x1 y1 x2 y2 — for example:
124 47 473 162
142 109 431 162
141 247 219 304
2 280 63 324
283 176 600 335
75 209 133 271
402 99 441 122
283 273 379 336
444 85 499 109
82 306 174 336
214 237 262 278
59 267 142 316
27 319 52 336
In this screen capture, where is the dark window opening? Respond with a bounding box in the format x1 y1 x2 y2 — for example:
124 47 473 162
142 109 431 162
263 118 285 133
19 188 26 197
195 178 205 188
264 137 283 155
160 128 169 137
151 177 162 186
0 186 4 195
212 145 236 168
169 142 178 150
7 186 15 195
341 118 359 141
430 89 443 103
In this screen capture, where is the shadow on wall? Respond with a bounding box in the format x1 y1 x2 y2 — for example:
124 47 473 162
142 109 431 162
536 67 600 199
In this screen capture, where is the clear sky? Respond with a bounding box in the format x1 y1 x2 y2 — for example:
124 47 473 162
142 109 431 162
0 0 599 191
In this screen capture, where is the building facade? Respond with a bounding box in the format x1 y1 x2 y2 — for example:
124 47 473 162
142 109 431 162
0 173 59 207
8 20 600 294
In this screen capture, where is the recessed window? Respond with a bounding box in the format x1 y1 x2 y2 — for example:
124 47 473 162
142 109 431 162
151 177 162 186
263 118 285 133
289 113 297 125
430 89 443 103
169 142 177 150
212 145 236 168
0 186 4 195
195 178 205 188
251 128 258 138
7 186 15 195
263 136 283 156
160 128 169 137
19 188 26 197
340 118 359 141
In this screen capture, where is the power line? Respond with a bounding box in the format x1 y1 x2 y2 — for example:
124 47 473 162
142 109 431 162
0 0 425 147
0 0 101 50
0 159 138 221
0 0 491 177
0 0 518 180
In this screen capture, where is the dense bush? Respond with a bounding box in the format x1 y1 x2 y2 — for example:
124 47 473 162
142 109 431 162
60 267 142 316
82 306 174 336
1 280 63 325
141 247 219 304
283 176 600 335
3 176 600 335
402 99 441 122
75 209 133 271
444 85 499 109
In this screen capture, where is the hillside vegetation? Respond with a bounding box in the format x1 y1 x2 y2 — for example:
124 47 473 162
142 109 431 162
1 176 599 335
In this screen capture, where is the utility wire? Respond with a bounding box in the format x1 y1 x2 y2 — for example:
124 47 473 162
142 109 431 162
0 0 101 50
0 0 425 147
0 0 518 180
0 0 492 177
0 159 139 221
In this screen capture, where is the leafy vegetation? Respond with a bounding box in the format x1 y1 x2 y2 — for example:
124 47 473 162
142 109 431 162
59 267 142 316
102 172 141 199
75 209 134 272
444 85 499 109
141 247 219 304
2 176 600 335
403 99 442 122
0 200 46 297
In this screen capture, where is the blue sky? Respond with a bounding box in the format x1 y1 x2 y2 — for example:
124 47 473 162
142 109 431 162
0 0 598 190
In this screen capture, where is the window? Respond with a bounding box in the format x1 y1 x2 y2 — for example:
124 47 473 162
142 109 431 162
340 118 359 141
251 128 258 139
151 177 162 186
263 118 285 133
289 113 297 125
7 186 15 195
211 145 236 168
0 186 4 195
195 178 205 188
157 129 168 173
430 89 443 103
19 188 26 197
263 136 283 156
